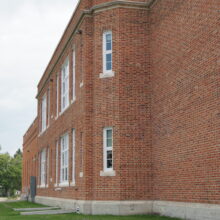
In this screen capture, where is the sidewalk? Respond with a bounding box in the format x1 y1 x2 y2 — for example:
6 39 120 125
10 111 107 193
0 197 8 202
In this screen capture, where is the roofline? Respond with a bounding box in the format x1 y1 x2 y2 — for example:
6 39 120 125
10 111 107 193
23 116 38 138
36 0 156 98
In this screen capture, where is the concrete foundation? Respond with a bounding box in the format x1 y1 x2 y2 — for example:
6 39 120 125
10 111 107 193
35 196 153 215
35 196 220 219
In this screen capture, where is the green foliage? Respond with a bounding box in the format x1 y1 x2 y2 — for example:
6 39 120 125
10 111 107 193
0 148 22 197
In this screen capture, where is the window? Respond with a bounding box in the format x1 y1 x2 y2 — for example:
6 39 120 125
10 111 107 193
61 58 69 111
56 74 59 116
60 133 69 184
47 148 50 187
103 127 113 171
47 89 50 126
55 141 59 186
72 129 76 185
103 31 112 73
41 94 47 132
72 50 76 101
40 148 46 186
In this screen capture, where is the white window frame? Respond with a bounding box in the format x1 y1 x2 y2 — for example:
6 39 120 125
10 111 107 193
46 148 49 188
55 141 59 186
47 89 50 127
61 58 69 112
41 93 47 132
71 129 76 186
56 74 59 117
103 127 113 172
60 133 69 185
72 49 76 102
103 31 113 74
40 148 46 186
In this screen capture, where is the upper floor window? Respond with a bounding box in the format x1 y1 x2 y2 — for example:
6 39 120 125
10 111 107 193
72 50 76 101
61 58 69 112
56 74 59 116
41 93 47 132
103 127 113 171
60 133 69 184
103 31 112 73
40 148 46 186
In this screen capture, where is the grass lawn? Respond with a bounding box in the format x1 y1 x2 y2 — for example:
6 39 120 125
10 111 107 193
0 201 181 220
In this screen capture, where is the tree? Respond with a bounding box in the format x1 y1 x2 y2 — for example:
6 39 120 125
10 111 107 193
0 148 22 197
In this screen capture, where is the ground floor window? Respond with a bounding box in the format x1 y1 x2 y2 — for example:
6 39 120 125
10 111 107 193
103 127 113 171
40 148 46 186
72 129 75 185
60 133 69 183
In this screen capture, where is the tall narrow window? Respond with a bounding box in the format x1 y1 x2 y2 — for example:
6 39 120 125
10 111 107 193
41 94 47 132
103 31 112 73
72 129 76 185
55 141 59 186
56 74 59 116
47 147 50 187
40 148 46 186
103 127 113 171
60 133 69 184
72 50 76 101
47 89 50 126
61 58 69 111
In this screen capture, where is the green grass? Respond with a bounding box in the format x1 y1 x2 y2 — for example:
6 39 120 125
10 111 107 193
0 201 181 220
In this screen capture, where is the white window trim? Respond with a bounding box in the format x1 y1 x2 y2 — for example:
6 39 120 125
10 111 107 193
41 93 47 132
56 74 59 117
61 58 70 113
47 148 50 187
71 129 76 186
101 127 115 176
40 148 46 186
47 89 50 127
100 31 114 78
59 182 70 187
72 49 76 102
55 141 58 187
60 133 69 185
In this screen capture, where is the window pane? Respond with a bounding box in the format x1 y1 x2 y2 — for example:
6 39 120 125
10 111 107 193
107 62 112 71
107 129 112 139
106 33 111 41
107 138 112 147
106 33 112 50
106 54 112 71
65 168 68 181
107 150 112 159
107 150 113 169
106 42 112 51
106 54 112 62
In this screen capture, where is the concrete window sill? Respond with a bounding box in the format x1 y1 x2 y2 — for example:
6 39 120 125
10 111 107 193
99 71 115 79
59 182 69 187
100 170 116 177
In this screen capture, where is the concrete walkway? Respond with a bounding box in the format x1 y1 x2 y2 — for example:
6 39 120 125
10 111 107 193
0 197 8 202
14 207 59 212
21 209 74 215
0 197 21 203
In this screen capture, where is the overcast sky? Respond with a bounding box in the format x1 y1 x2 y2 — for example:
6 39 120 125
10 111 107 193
0 0 78 155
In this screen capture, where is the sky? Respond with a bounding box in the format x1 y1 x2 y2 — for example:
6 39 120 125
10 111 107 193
0 0 78 155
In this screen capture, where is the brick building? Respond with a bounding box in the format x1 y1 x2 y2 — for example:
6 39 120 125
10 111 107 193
22 0 220 219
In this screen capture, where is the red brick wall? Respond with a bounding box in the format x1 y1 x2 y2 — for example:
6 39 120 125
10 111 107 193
23 0 220 205
22 118 38 194
150 0 220 204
